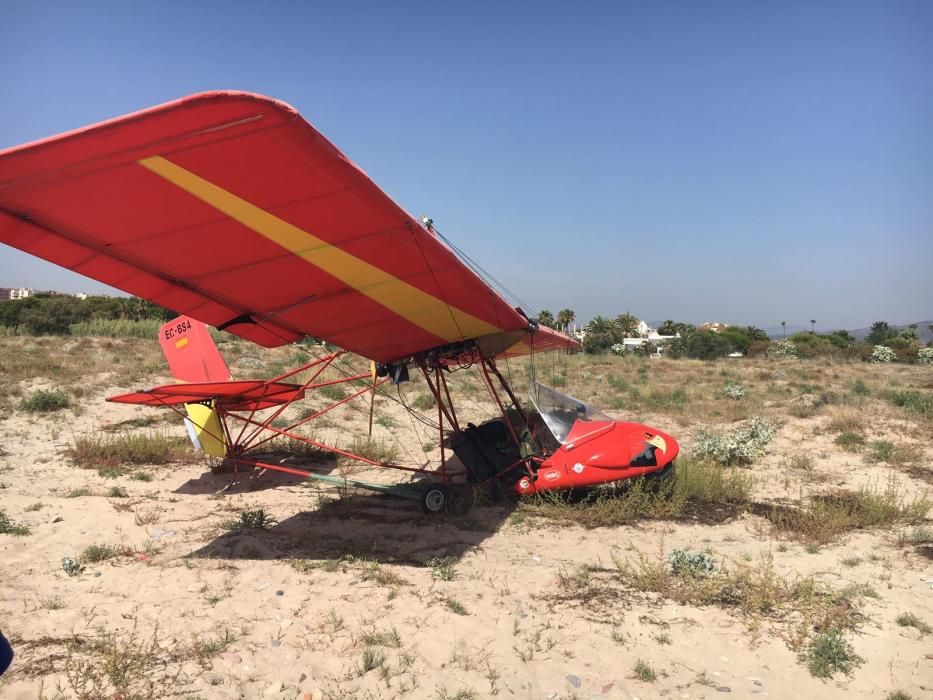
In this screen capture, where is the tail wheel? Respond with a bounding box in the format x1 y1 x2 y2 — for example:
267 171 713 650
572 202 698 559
420 485 449 515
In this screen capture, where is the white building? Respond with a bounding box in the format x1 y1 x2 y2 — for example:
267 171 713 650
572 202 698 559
2 287 36 300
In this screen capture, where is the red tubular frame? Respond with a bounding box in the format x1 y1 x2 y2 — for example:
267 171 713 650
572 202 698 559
173 348 535 489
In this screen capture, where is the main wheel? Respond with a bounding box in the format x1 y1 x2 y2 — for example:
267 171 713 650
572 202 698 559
646 461 675 483
420 485 449 515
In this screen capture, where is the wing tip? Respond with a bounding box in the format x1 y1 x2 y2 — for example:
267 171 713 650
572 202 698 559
0 90 300 161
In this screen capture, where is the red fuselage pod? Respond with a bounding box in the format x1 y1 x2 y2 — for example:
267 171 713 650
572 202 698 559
514 420 680 494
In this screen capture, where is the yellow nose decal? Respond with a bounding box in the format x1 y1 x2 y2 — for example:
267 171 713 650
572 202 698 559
646 435 668 454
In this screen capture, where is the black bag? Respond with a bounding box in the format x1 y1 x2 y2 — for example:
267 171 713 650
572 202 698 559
450 421 517 482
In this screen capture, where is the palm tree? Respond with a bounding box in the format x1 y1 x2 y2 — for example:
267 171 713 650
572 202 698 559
615 312 640 338
585 316 615 334
556 308 575 333
781 320 786 339
536 309 555 329
810 319 816 334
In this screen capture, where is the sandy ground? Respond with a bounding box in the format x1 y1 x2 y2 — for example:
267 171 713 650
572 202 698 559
1 341 932 699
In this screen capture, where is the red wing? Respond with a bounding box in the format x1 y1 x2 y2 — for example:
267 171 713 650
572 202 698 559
0 91 546 362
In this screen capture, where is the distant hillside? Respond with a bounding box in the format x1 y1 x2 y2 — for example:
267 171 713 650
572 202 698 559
848 321 933 344
762 321 933 343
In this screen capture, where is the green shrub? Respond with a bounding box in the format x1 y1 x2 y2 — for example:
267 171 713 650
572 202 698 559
632 659 657 682
81 543 120 563
19 389 70 413
834 432 865 451
222 507 276 530
885 389 933 420
806 628 864 678
867 440 896 462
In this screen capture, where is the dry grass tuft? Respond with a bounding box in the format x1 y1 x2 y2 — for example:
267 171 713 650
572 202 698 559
825 406 866 433
65 624 179 700
68 432 196 470
598 546 874 669
765 478 930 544
519 457 754 528
340 436 399 465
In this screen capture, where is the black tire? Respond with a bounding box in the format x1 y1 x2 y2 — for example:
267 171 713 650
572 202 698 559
647 461 675 482
420 485 449 515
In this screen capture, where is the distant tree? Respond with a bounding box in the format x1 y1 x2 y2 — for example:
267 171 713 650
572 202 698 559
899 325 920 342
781 320 786 339
657 319 678 335
536 309 555 329
582 316 621 354
743 326 770 342
827 330 854 349
679 330 732 360
16 295 89 335
866 321 894 345
810 319 816 334
556 308 575 333
615 312 640 338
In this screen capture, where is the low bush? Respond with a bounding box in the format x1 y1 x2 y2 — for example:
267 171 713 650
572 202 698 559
722 383 745 400
669 549 716 577
0 510 30 536
692 417 775 466
767 340 797 359
871 345 896 363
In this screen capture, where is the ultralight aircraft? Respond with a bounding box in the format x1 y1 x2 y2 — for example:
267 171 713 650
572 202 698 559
0 92 679 513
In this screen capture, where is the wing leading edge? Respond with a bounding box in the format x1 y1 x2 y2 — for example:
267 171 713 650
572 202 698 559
0 91 576 361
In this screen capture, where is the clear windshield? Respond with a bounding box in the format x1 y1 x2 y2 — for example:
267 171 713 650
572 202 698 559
528 381 611 444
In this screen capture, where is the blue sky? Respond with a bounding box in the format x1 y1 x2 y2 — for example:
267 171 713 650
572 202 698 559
1 1 930 330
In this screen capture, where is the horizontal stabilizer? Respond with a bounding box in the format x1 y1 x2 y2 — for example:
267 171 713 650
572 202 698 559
108 379 305 411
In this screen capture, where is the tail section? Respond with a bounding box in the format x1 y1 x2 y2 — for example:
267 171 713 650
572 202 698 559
159 316 230 383
158 316 229 457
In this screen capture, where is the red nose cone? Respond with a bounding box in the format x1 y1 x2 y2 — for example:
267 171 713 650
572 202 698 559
519 420 680 494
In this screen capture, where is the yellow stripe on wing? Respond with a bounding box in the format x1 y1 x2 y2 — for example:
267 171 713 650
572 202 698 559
138 155 501 343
